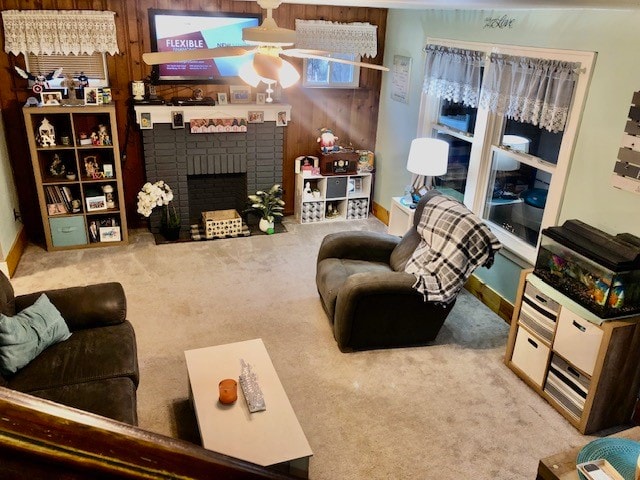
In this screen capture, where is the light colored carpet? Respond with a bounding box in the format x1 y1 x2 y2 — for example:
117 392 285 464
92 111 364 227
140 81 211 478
11 217 595 479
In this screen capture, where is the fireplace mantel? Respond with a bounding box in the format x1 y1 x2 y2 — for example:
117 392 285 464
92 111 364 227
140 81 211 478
133 103 291 126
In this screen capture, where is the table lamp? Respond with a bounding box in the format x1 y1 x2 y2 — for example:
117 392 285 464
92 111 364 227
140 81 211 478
492 134 529 198
493 134 529 172
402 137 449 206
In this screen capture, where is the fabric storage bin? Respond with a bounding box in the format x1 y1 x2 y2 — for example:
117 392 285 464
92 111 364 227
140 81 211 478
325 177 347 199
553 307 603 376
511 326 550 387
518 279 560 343
544 353 590 419
49 216 88 247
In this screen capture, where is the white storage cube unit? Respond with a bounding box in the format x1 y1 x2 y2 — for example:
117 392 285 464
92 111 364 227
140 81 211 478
295 172 371 224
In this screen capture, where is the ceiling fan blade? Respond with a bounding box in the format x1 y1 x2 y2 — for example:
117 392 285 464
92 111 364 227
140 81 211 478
142 46 254 65
282 49 389 72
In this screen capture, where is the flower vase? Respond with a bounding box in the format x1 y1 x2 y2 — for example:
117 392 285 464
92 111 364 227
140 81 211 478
161 203 181 241
259 218 274 234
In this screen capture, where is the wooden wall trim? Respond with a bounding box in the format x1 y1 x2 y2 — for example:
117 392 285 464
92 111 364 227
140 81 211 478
5 226 27 277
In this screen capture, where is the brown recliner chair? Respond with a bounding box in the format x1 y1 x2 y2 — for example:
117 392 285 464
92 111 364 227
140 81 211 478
316 191 456 351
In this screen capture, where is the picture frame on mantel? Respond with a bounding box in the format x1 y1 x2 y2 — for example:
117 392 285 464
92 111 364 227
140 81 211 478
229 85 251 104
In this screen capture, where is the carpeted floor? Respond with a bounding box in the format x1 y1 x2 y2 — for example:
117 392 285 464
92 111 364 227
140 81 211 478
10 217 602 479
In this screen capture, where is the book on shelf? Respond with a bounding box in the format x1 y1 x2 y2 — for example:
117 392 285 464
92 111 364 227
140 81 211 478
45 186 68 213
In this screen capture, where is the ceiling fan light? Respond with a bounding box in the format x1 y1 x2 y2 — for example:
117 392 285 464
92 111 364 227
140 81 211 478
239 61 261 87
279 59 300 88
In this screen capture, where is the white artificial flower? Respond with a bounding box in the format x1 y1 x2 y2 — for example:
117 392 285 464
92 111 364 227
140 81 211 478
136 180 176 217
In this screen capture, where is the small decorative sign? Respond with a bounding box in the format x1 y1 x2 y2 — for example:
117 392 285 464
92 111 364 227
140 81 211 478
391 55 412 104
484 15 516 29
190 118 248 133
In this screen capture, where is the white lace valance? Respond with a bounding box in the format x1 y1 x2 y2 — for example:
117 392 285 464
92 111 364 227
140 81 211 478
295 20 378 58
422 45 484 108
2 10 119 56
479 54 580 133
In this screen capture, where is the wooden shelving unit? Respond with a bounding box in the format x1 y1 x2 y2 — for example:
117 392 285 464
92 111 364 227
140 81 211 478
23 105 127 250
505 269 640 434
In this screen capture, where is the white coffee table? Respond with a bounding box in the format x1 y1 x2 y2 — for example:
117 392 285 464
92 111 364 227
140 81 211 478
184 338 313 477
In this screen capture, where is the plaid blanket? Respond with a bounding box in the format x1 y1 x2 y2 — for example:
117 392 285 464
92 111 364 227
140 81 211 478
405 194 501 304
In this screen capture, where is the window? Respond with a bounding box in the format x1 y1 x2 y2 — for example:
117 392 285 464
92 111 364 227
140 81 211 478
302 53 360 88
25 52 109 88
420 39 595 263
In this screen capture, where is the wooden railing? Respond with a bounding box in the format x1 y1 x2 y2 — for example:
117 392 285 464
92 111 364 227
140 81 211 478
0 387 295 479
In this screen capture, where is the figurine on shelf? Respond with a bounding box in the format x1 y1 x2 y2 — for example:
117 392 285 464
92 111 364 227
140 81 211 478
317 127 339 154
37 118 56 147
49 154 65 177
98 124 111 145
76 72 89 98
91 131 100 145
14 66 63 94
60 73 79 103
84 155 99 178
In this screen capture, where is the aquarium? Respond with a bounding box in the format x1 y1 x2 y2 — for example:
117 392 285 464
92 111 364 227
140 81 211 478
534 220 640 318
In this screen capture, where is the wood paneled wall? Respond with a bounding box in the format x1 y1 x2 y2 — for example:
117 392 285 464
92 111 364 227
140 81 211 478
0 1 386 242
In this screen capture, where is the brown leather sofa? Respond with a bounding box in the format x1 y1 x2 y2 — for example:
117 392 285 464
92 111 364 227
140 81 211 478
316 191 455 351
0 272 139 425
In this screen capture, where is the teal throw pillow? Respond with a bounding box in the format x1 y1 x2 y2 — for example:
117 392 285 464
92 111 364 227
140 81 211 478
0 294 72 375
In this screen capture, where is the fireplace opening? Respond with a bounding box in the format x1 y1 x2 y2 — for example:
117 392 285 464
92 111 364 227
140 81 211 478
188 174 248 223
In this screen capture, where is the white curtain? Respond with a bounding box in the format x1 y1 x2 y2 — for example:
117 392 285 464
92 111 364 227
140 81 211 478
479 54 580 133
422 45 484 108
2 10 119 56
295 20 378 57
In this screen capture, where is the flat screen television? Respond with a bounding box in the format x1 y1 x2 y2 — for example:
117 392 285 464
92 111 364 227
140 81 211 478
148 9 261 84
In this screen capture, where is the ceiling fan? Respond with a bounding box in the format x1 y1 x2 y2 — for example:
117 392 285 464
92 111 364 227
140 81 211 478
142 0 388 91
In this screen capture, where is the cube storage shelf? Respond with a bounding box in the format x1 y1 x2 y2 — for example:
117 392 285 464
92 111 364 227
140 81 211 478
295 172 372 224
23 105 128 250
504 269 640 434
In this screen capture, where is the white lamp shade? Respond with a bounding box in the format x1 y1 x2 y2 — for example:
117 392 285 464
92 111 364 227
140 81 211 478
406 138 449 177
494 134 529 171
239 61 262 87
279 59 300 88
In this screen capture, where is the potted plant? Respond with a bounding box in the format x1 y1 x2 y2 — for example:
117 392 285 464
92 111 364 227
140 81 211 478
247 184 285 234
137 180 181 240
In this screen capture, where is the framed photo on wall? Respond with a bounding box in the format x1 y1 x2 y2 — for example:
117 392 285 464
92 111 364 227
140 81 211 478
248 111 264 123
276 111 288 127
140 112 152 129
171 110 185 129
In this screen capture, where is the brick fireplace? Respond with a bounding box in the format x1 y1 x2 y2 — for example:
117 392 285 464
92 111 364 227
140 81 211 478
141 122 284 233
